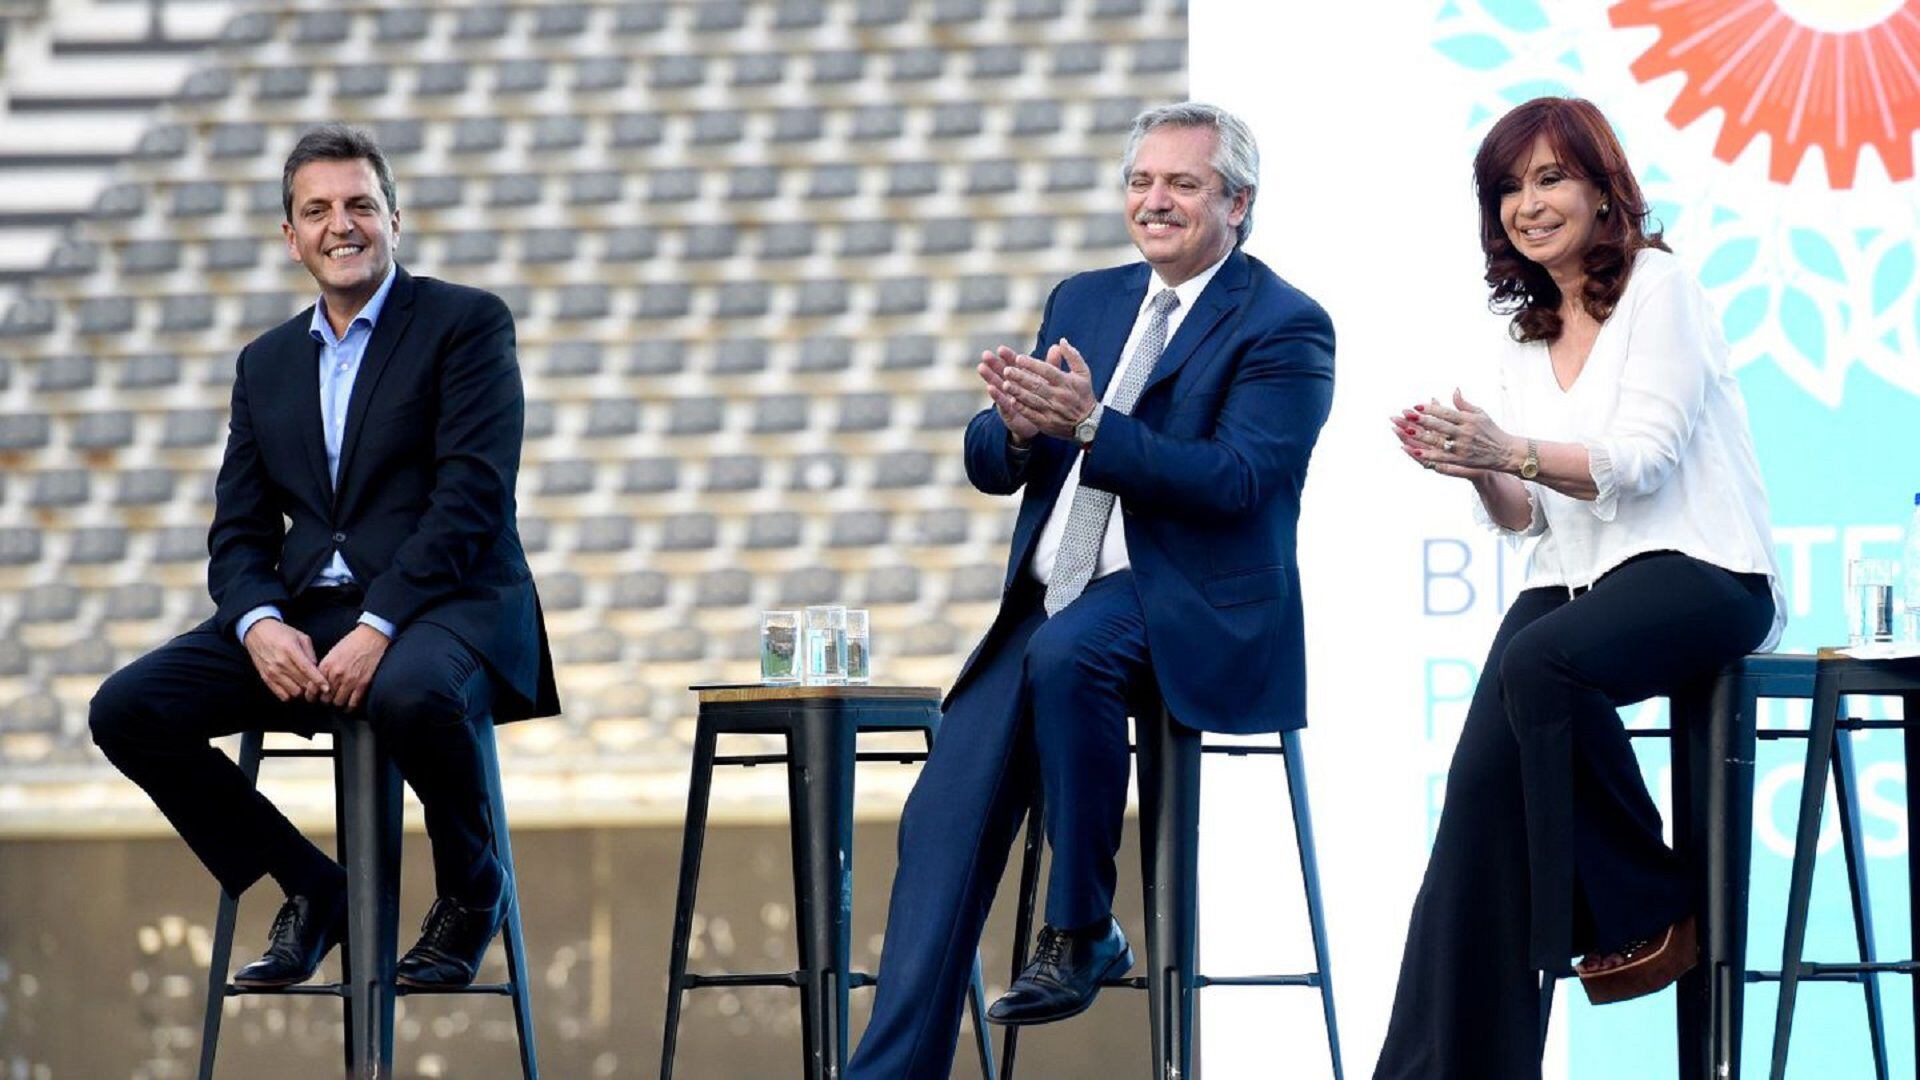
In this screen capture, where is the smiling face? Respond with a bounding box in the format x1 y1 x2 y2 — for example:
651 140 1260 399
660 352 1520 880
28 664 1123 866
1499 134 1606 285
1124 125 1249 287
281 157 398 321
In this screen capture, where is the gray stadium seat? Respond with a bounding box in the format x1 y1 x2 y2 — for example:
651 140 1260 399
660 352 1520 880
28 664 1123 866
898 621 962 656
1047 157 1101 191
733 54 785 86
292 10 350 43
69 528 129 566
778 567 842 606
418 63 469 96
535 5 589 36
409 176 465 210
567 171 623 205
518 518 551 554
1082 213 1132 248
1013 100 1064 135
46 241 99 276
850 105 903 139
857 0 910 25
914 508 971 545
841 221 894 257
30 470 88 507
524 400 557 439
1014 0 1067 18
454 117 507 153
209 123 267 159
122 240 181 275
1 298 56 337
920 390 983 429
489 174 543 207
762 222 815 259
745 512 801 549
692 111 745 145
775 0 826 28
646 627 706 663
153 526 206 563
955 275 1010 312
372 119 425 156
160 295 215 333
52 639 118 675
220 11 274 45
772 108 824 143
648 168 700 201
161 409 223 448
795 280 850 318
728 166 780 201
0 415 51 450
1095 0 1147 14
636 282 692 318
973 45 1022 77
0 639 28 678
684 224 737 260
444 232 501 266
966 159 1019 194
258 67 311 100
523 228 579 264
651 55 706 89
35 355 95 390
814 50 866 84
874 277 929 315
244 180 283 215
611 571 669 609
577 516 635 553
1092 97 1145 132
893 48 944 80
555 284 611 320
0 529 40 565
922 218 974 254
540 460 597 497
171 182 225 217
934 104 984 138
204 237 260 272
1134 39 1187 74
497 60 550 95
704 455 762 492
809 165 860 199
949 564 1007 602
883 333 937 369
658 513 719 551
874 452 936 489
621 458 679 494
1001 215 1056 252
604 226 658 263
575 57 629 91
615 3 667 34
337 65 390 98
546 341 603 377
179 68 235 102
797 335 852 372
715 282 771 318
611 113 667 149
71 411 134 450
374 9 429 41
455 6 512 39
751 395 808 434
666 397 723 435
694 0 747 31
93 183 145 218
712 339 768 374
936 0 988 22
865 565 921 604
626 339 684 374
584 398 640 437
696 570 753 608
106 583 165 621
557 629 623 665
118 354 180 388
540 572 585 610
79 297 136 334
115 469 176 506
835 393 892 432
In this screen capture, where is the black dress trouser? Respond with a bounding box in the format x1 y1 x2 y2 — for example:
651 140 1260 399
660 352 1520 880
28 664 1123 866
1374 551 1774 1080
88 587 502 903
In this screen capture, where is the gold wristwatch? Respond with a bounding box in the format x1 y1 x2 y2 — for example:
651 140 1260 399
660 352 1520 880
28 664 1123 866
1519 438 1539 479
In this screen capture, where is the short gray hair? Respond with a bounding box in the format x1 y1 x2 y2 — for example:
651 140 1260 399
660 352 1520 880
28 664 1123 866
280 123 397 222
1120 101 1260 246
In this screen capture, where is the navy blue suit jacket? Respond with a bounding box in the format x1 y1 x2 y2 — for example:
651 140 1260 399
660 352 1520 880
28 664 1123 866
205 267 559 721
954 248 1334 734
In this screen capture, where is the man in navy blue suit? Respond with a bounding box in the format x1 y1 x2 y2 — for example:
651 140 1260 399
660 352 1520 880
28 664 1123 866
847 102 1336 1076
90 125 557 993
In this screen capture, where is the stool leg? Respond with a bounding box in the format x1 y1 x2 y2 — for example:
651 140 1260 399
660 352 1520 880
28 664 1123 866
1769 671 1843 1080
335 719 403 1080
1903 694 1920 1080
788 705 858 1079
1137 711 1200 1080
660 723 719 1080
1001 798 1045 1080
1281 730 1344 1080
198 731 265 1080
477 724 539 1079
967 956 998 1080
1830 724 1890 1080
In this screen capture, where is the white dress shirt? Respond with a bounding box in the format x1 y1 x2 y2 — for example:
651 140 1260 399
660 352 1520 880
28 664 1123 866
1477 247 1786 649
1029 253 1229 587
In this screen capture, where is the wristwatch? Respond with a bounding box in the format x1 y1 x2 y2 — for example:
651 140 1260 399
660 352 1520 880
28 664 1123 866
1519 437 1540 479
1073 403 1104 449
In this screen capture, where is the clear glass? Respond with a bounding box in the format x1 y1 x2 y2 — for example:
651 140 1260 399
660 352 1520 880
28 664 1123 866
804 605 847 685
845 609 870 684
759 610 801 684
1846 558 1898 645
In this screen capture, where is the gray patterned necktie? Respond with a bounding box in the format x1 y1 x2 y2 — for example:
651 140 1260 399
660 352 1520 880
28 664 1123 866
1043 287 1181 616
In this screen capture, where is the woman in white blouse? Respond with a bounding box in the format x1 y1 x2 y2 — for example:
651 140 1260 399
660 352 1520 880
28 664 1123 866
1372 97 1783 1080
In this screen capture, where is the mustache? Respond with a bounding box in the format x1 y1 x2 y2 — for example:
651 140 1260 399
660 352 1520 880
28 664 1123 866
1134 211 1186 226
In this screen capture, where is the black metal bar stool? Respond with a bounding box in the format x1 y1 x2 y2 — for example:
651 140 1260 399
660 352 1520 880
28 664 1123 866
1769 653 1920 1080
196 715 538 1079
661 684 998 1080
1001 706 1343 1080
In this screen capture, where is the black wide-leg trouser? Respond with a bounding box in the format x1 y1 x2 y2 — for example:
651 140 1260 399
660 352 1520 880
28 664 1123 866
1374 551 1774 1080
88 587 503 903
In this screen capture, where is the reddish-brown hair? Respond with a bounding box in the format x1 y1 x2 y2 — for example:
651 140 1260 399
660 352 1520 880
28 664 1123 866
1472 97 1668 343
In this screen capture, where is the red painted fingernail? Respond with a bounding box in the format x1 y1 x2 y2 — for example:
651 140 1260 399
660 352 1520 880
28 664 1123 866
1414 404 1426 412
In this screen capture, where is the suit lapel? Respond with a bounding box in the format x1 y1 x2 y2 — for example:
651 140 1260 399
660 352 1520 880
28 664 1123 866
1084 264 1150 400
289 314 333 503
1140 248 1249 397
333 269 417 500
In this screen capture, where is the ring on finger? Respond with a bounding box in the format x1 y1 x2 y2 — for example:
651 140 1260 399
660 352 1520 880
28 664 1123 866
1443 436 1456 452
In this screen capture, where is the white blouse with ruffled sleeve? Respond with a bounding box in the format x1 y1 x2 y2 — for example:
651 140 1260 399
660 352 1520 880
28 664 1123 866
1474 247 1786 650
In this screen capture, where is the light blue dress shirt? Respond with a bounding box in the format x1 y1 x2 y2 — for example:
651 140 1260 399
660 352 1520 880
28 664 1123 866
235 264 400 645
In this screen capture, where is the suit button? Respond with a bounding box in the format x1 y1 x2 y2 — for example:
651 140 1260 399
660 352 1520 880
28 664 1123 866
331 532 347 543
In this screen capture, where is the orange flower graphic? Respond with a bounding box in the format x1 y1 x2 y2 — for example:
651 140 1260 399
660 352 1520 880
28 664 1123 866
1610 0 1920 187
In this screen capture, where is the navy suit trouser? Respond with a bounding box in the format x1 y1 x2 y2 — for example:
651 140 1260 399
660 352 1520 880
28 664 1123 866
849 571 1154 1079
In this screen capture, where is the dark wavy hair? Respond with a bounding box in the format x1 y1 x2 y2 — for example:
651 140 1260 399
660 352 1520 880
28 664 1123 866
1473 97 1668 343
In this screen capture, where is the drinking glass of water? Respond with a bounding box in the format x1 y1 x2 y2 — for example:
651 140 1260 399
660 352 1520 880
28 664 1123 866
804 605 847 685
760 610 801 684
845 609 870 684
1847 558 1898 645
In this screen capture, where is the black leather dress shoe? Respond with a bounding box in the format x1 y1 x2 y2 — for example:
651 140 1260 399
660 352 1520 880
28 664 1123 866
395 893 508 988
986 917 1133 1026
232 891 346 988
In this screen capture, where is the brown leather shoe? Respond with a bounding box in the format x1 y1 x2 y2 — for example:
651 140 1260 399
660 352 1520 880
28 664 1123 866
1576 915 1698 1005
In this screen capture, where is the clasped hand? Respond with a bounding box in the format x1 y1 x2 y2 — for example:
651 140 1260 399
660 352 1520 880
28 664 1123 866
244 619 390 712
1390 389 1517 478
976 340 1098 443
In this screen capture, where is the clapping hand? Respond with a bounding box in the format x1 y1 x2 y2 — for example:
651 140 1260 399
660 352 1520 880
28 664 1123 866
1004 340 1096 440
978 345 1041 445
1390 389 1516 479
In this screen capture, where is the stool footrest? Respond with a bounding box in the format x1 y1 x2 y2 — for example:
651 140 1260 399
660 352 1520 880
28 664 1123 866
398 982 516 996
225 982 345 997
680 970 880 990
260 748 334 758
1749 966 1911 983
713 752 930 767
1198 974 1322 987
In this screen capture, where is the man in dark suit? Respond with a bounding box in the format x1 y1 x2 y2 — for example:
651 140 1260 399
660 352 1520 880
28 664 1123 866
90 124 557 990
847 102 1335 1076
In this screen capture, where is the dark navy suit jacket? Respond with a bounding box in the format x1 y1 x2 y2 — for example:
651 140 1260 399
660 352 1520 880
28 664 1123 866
955 247 1335 734
205 267 559 721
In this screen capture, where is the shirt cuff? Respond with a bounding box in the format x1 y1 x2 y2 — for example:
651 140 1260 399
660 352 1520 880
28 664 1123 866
236 605 283 645
357 612 396 639
1470 484 1545 545
1583 440 1620 522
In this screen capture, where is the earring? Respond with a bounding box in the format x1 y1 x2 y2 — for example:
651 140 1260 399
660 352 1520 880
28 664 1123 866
1599 201 1611 216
